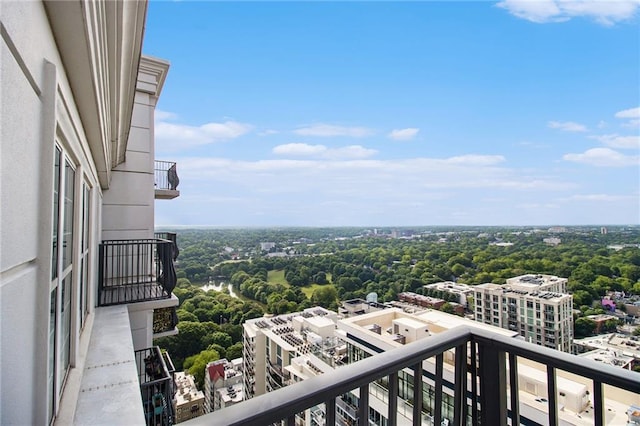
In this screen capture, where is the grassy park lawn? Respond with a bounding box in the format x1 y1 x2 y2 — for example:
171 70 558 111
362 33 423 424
301 283 335 299
267 270 290 287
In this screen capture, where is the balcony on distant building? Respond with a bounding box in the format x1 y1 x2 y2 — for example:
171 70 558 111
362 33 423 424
98 238 177 306
155 160 180 199
184 326 640 426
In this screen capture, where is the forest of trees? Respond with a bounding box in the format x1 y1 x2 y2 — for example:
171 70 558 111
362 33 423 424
155 226 640 387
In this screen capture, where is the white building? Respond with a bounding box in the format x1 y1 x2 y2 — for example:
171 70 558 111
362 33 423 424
474 275 573 352
242 307 340 399
204 358 244 413
1 2 179 424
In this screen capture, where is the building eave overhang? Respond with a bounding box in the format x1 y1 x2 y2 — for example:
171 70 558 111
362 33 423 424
44 0 148 188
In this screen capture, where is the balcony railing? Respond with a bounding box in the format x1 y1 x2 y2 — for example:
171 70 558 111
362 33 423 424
154 231 180 260
98 239 176 306
153 306 179 335
155 160 180 199
185 326 640 426
135 346 176 426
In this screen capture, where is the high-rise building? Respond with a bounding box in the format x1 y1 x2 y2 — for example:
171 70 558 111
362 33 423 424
473 275 573 352
1 2 180 424
242 307 340 399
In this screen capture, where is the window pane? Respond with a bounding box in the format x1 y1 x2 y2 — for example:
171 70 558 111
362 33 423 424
62 161 75 269
51 148 61 280
60 274 72 386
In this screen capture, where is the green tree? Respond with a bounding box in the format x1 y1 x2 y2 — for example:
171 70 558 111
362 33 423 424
574 317 597 338
184 349 220 390
225 342 243 360
311 286 338 309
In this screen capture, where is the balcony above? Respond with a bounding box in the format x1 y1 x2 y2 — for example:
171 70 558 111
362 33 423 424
98 239 177 307
155 160 180 199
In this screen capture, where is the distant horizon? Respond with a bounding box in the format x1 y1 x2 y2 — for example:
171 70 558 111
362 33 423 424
156 223 639 229
146 2 639 227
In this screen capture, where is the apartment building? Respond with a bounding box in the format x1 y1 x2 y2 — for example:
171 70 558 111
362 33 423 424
242 307 339 399
423 281 474 308
1 1 180 424
203 358 244 413
174 372 205 423
474 275 573 352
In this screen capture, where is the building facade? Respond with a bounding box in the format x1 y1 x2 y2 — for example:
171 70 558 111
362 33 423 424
242 307 340 400
1 1 179 424
174 372 205 423
473 275 573 352
203 358 244 413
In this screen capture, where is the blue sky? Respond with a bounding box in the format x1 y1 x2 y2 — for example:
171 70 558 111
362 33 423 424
144 1 639 227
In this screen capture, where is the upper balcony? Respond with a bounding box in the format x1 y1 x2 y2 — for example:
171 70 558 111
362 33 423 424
155 160 180 200
185 326 640 426
98 238 177 306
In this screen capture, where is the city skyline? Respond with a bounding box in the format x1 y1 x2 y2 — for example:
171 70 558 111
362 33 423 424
144 1 640 227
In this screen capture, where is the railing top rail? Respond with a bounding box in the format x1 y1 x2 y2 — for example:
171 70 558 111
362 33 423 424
182 326 472 426
154 160 176 167
100 238 171 245
471 327 640 393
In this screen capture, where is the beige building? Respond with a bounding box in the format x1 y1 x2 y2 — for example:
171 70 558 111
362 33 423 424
474 274 573 352
174 372 205 423
1 1 180 424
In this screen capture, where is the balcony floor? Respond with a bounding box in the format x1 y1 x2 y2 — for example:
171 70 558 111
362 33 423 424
100 282 168 306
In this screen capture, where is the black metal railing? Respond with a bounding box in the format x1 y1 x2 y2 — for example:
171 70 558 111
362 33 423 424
98 239 176 306
153 307 179 334
184 326 640 426
154 232 179 260
136 346 176 426
155 160 179 191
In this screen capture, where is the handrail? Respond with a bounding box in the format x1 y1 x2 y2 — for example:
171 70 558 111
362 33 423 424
471 327 640 393
182 325 640 426
182 327 471 426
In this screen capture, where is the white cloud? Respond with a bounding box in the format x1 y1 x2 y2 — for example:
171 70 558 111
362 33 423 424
273 143 327 156
548 120 588 132
590 134 640 149
258 129 280 136
597 120 607 129
615 107 640 128
155 110 178 121
272 143 377 159
497 0 640 25
177 154 570 193
615 107 640 119
293 124 375 138
569 193 636 202
563 148 639 167
388 128 420 141
155 116 252 150
622 119 640 129
324 145 378 160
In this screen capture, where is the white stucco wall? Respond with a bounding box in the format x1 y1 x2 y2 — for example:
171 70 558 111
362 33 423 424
101 81 158 240
1 2 102 424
